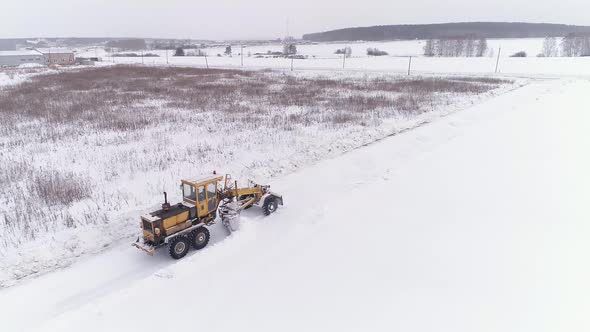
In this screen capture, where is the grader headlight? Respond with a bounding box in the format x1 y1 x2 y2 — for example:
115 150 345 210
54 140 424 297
154 228 161 235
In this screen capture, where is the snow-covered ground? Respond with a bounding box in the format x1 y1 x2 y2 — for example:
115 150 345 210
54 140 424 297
1 77 588 332
75 38 590 76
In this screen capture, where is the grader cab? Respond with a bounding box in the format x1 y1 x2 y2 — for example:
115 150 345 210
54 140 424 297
133 173 283 259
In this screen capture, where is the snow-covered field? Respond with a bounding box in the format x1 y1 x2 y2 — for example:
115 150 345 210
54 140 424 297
0 66 516 287
1 37 589 332
1 76 588 332
82 38 548 59
76 38 590 76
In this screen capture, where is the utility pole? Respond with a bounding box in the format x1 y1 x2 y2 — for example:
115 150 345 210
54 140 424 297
290 56 294 71
205 55 209 69
342 49 346 69
241 45 244 66
495 47 501 73
407 56 412 75
141 50 144 64
166 49 169 65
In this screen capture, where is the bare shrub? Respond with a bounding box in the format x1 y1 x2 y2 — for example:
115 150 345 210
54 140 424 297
367 48 388 56
511 51 527 57
330 113 356 125
27 170 90 206
335 47 352 58
394 95 423 113
0 160 32 187
448 77 512 85
326 94 394 113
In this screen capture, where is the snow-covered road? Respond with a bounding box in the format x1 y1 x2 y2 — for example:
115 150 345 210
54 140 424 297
2 78 590 332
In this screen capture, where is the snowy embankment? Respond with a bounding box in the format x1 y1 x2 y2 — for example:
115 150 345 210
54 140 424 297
2 77 588 332
0 67 518 287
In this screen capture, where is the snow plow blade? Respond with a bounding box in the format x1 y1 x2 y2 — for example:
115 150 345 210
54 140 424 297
219 201 241 234
132 242 155 256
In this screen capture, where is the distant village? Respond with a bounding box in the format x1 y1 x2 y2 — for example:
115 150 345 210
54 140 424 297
0 38 151 67
0 48 80 67
0 38 104 67
0 37 311 67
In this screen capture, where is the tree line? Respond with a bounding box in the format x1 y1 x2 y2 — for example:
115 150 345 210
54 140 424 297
303 23 590 42
424 33 590 57
541 33 590 57
423 36 488 57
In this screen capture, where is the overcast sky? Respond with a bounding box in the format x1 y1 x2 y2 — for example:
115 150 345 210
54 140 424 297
2 0 589 40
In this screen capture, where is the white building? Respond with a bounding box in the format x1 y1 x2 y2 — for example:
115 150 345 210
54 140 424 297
0 50 45 67
35 48 75 65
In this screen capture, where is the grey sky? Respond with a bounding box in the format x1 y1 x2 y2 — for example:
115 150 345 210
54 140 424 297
2 0 589 40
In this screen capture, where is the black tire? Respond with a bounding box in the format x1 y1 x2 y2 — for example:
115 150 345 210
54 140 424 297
191 227 210 250
262 197 278 216
168 236 190 259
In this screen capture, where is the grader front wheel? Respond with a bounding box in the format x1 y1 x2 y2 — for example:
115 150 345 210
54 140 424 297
263 197 278 216
191 227 210 250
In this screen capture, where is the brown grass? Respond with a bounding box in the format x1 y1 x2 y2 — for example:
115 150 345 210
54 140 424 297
27 170 90 206
0 65 505 135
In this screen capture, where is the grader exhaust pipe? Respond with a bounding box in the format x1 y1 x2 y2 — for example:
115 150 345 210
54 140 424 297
162 191 171 211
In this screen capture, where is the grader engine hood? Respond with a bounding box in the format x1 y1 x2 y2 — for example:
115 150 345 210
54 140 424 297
138 201 197 242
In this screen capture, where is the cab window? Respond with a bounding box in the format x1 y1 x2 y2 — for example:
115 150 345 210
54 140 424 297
183 184 196 201
207 183 216 199
198 186 206 202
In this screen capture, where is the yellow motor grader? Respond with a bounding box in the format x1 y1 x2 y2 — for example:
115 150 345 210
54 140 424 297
133 173 283 259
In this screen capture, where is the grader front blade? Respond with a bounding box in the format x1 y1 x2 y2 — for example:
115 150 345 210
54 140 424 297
132 242 156 256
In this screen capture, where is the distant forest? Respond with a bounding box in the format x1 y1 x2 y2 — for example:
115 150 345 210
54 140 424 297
302 22 590 42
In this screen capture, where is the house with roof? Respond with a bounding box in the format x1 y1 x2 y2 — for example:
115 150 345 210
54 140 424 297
0 50 45 67
35 48 75 65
